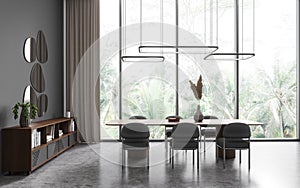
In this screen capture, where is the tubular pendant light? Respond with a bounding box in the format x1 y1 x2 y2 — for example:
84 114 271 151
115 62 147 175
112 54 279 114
138 0 219 54
121 56 165 62
120 0 164 63
204 0 255 61
139 45 218 54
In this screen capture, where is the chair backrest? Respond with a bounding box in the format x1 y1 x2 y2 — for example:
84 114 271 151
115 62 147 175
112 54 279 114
129 115 147 119
165 115 182 119
171 122 199 139
121 123 150 139
204 115 218 119
223 123 251 138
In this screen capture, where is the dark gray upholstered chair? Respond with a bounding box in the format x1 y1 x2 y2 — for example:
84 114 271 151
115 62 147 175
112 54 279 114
216 123 251 170
129 115 147 119
165 116 182 162
165 115 182 138
121 123 150 169
201 115 218 152
170 122 200 169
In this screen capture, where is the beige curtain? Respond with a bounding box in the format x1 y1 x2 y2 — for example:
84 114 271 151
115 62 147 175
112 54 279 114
66 0 100 142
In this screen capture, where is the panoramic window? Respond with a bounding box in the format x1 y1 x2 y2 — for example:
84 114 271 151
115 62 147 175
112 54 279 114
100 0 298 140
239 0 297 138
100 0 119 139
178 0 235 120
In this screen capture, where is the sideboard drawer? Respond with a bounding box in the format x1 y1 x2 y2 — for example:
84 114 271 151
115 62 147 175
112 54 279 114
32 147 47 168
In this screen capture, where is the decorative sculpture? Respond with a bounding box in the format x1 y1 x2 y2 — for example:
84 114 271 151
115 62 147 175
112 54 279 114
189 75 204 122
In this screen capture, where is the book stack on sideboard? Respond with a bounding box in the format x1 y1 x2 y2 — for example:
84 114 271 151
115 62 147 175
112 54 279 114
1 117 77 175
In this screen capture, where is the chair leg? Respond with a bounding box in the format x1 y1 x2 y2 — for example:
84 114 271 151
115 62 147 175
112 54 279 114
223 138 226 168
165 127 168 149
169 147 172 165
122 148 125 170
169 142 172 164
223 148 226 169
200 135 202 149
248 147 251 170
165 137 168 149
239 150 242 164
216 146 219 163
192 150 195 166
216 143 219 160
204 135 206 152
147 149 150 169
172 148 174 169
197 148 200 170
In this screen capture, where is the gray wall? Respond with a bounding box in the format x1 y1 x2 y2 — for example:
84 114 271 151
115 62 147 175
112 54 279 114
0 0 63 173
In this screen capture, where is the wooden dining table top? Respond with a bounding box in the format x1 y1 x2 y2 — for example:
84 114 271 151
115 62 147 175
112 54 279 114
105 119 263 127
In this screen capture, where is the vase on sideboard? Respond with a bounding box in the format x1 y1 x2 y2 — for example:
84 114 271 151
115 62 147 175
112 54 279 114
19 108 30 127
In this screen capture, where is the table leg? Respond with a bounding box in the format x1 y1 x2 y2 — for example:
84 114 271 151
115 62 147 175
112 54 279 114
119 125 122 141
215 125 236 159
218 148 235 159
165 126 167 149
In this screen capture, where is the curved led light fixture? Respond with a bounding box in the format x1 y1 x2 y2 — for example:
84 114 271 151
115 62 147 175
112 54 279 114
204 53 255 61
138 0 219 55
205 0 255 61
120 0 165 63
139 45 218 54
121 55 165 62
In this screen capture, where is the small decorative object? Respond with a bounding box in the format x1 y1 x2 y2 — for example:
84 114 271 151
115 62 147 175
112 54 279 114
12 102 38 127
168 117 180 122
189 75 204 122
66 111 71 118
193 104 203 122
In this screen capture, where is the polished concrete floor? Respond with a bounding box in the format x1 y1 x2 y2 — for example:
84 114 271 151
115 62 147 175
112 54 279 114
1 141 300 188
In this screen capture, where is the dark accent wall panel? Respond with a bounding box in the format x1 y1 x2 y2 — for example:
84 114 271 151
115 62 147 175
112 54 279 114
0 0 63 173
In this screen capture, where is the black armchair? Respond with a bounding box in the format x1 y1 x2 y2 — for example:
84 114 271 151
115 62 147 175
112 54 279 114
201 115 218 152
121 123 150 169
216 123 251 170
170 122 200 169
165 115 182 137
165 115 182 162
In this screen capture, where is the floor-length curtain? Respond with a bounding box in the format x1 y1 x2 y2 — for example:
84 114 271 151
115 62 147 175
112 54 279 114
66 0 100 142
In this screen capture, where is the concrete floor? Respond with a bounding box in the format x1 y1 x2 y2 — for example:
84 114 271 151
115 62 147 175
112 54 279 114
1 142 300 188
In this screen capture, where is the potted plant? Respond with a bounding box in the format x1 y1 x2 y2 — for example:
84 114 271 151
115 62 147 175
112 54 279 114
12 102 38 127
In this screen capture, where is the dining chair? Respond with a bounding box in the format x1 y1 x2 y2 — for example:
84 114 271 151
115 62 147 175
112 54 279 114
216 123 251 170
170 122 200 170
201 115 218 152
165 115 182 138
129 115 147 119
121 122 150 169
165 115 182 162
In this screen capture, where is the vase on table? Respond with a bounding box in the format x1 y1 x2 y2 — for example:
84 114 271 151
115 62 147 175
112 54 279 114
194 104 204 122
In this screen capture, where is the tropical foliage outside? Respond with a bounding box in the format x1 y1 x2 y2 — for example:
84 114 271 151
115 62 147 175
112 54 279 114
99 0 297 139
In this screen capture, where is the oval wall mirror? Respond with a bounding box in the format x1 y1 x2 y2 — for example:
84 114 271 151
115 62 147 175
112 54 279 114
38 94 48 117
30 63 45 93
36 31 48 63
23 85 39 118
23 85 31 103
30 87 38 119
23 37 36 63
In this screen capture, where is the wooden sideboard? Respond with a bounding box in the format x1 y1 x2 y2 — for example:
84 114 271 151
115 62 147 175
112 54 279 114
1 117 77 175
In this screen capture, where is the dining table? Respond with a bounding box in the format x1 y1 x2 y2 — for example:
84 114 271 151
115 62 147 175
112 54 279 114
105 118 263 158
